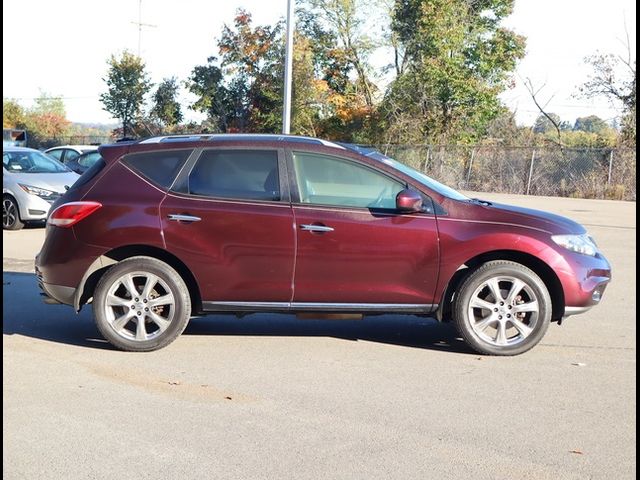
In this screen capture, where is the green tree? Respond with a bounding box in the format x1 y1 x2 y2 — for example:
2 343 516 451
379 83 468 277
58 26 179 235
573 115 609 133
382 0 525 143
307 0 377 107
186 58 228 132
150 77 183 128
533 113 562 134
100 51 152 137
3 99 25 128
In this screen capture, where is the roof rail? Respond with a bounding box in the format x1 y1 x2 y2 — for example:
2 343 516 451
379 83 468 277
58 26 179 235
138 133 345 149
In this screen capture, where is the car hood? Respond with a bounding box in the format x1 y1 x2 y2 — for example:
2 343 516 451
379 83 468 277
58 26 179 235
7 171 80 193
449 199 586 235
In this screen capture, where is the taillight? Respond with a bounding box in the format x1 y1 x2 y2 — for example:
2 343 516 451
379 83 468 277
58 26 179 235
48 201 102 228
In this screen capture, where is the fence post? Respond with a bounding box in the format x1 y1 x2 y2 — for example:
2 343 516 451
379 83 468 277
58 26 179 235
607 149 614 184
466 148 475 187
422 145 431 173
526 149 536 195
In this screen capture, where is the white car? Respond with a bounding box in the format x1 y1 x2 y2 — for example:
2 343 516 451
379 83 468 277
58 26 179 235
44 145 98 165
3 147 80 230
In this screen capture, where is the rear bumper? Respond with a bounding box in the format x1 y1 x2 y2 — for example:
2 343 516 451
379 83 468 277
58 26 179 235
35 263 76 305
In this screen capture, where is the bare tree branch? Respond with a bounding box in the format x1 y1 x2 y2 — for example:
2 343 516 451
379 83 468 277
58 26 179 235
523 77 564 148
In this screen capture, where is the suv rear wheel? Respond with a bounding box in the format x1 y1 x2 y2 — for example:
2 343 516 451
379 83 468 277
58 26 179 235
93 256 191 352
453 260 552 356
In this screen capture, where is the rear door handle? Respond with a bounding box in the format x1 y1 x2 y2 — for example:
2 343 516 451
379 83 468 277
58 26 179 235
168 214 201 222
300 224 334 233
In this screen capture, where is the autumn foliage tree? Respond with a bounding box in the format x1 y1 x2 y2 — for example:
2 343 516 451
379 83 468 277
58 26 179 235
187 10 283 133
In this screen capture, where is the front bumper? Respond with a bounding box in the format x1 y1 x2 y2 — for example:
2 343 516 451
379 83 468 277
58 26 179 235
16 190 59 221
559 249 611 317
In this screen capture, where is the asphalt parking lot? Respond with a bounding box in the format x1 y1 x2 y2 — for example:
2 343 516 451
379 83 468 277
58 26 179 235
3 192 636 480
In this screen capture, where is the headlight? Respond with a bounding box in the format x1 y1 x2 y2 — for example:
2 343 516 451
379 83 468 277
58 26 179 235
18 184 57 199
551 234 598 257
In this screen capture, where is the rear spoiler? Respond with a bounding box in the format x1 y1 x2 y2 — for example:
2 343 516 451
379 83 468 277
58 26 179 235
97 143 133 163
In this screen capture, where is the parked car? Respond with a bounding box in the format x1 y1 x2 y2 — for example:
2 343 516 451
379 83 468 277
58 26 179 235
65 150 103 175
44 145 98 165
36 134 611 354
3 147 80 230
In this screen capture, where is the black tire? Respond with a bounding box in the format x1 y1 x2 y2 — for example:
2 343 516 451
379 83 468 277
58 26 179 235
453 260 552 356
3 196 24 230
93 256 191 352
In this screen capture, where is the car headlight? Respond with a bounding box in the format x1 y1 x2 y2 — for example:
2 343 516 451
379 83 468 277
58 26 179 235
18 184 57 199
551 234 598 257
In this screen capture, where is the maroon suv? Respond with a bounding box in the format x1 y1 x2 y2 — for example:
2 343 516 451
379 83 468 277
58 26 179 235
36 135 611 354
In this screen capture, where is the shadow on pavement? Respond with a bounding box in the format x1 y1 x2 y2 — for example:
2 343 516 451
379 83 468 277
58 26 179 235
3 271 474 355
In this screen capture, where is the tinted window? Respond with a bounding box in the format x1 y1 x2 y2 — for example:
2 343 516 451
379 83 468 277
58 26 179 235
78 151 102 167
46 149 64 160
293 152 404 209
64 150 80 162
68 158 106 191
123 149 191 188
187 150 279 201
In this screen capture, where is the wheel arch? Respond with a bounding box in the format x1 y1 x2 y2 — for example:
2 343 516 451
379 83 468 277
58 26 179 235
437 249 565 323
74 244 202 315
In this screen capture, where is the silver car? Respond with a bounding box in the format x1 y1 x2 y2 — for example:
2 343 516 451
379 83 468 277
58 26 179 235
3 147 80 230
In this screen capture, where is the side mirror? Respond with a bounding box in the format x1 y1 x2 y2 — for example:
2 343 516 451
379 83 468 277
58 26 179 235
396 188 423 213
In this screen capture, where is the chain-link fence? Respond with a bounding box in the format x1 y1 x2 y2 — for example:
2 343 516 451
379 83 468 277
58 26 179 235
375 145 636 201
33 137 636 200
30 135 113 150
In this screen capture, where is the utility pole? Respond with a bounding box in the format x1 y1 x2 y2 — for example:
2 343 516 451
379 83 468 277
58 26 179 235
282 0 295 134
131 0 156 57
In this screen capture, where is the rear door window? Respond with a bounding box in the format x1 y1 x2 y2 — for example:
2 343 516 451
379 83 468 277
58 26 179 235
63 150 80 162
46 149 64 161
122 149 192 188
185 150 280 201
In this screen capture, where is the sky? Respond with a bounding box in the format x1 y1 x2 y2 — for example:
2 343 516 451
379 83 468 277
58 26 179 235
2 0 636 127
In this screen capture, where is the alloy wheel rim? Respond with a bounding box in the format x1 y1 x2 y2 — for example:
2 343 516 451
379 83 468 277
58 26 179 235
467 275 539 347
3 199 17 228
104 271 176 342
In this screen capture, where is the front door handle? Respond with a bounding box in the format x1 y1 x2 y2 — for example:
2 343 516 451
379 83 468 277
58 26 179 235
168 214 202 223
300 224 334 233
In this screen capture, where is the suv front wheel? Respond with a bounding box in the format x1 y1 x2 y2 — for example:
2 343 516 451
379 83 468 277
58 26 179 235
93 256 191 352
453 260 552 356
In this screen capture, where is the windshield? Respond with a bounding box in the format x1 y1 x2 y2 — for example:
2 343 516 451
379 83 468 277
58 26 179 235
3 150 70 173
340 144 469 201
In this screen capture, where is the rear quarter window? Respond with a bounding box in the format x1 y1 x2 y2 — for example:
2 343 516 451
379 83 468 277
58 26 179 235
68 158 106 191
122 149 192 188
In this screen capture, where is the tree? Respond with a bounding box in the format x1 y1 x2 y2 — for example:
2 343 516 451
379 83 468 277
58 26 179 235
100 51 152 137
580 52 636 143
3 99 25 128
187 10 283 133
533 113 563 134
307 0 377 107
150 77 183 128
573 115 609 133
5 93 71 148
382 0 525 144
186 58 228 132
